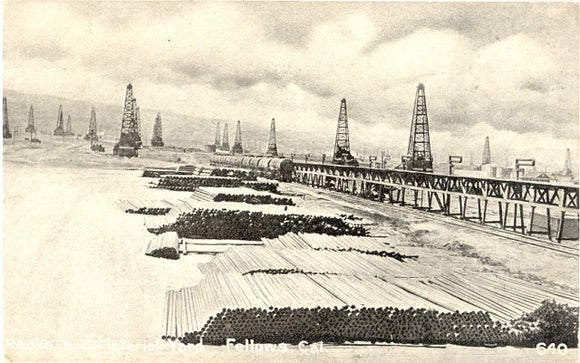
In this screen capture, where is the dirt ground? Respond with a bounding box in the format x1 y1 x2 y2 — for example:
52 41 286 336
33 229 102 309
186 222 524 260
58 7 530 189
3 140 578 362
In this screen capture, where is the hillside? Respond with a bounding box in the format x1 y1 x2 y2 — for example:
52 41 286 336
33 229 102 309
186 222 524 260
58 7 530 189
3 89 334 157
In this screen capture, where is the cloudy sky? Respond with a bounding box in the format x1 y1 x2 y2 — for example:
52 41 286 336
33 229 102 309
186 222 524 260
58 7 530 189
3 2 578 169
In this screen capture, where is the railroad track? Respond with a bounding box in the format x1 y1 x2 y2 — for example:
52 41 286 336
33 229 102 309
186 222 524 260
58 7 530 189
292 184 579 257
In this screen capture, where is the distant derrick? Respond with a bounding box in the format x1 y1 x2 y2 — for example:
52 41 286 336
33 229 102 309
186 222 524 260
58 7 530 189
482 136 491 165
25 105 36 134
403 83 433 172
65 115 74 136
231 120 243 155
214 123 221 148
564 148 573 176
53 105 66 136
332 98 358 166
221 123 230 151
265 118 278 156
114 84 140 157
3 97 11 138
84 107 98 142
151 113 164 147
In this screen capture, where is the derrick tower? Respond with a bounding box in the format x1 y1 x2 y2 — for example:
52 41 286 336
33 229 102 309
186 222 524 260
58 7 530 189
221 123 230 151
66 115 73 136
25 105 36 135
564 148 573 176
403 83 433 172
214 123 221 148
265 118 278 156
53 105 66 136
133 98 143 148
231 120 243 154
3 97 11 138
85 107 98 142
482 136 491 165
151 113 164 147
332 98 358 166
114 84 139 157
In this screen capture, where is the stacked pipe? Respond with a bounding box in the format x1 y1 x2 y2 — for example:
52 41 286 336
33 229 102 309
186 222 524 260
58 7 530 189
145 232 180 260
241 181 279 193
210 168 258 181
155 175 242 191
116 199 174 215
148 209 367 240
213 194 295 206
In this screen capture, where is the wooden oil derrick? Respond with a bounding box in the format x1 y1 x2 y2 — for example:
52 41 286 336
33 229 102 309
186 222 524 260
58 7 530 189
151 113 164 147
84 107 98 142
25 105 36 135
482 136 491 165
231 120 243 155
265 118 278 156
221 123 230 151
113 84 139 157
53 105 66 136
3 97 11 138
403 83 433 172
332 98 358 166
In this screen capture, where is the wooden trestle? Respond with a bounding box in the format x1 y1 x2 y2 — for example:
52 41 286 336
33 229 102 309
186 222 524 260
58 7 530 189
293 162 580 243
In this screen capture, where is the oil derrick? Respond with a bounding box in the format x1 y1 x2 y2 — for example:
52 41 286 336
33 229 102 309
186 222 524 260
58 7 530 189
265 118 278 156
332 98 358 166
3 97 11 138
85 107 98 142
53 105 66 136
221 123 230 151
151 113 164 147
25 105 36 134
231 120 243 154
133 98 143 148
65 115 73 136
214 123 221 148
403 83 433 172
564 148 573 176
114 84 139 157
482 136 491 165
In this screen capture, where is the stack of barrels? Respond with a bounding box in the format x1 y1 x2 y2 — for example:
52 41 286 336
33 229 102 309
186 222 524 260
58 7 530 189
213 194 295 206
155 176 242 191
149 209 368 240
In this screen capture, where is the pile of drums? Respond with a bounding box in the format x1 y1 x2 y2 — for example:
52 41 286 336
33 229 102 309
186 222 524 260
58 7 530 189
148 209 368 240
155 176 242 191
213 194 295 206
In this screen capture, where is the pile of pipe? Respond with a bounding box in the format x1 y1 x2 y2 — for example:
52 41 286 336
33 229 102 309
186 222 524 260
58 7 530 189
126 207 171 215
241 181 279 193
213 194 295 206
155 175 241 191
148 209 367 240
210 169 258 181
145 232 180 260
167 301 577 348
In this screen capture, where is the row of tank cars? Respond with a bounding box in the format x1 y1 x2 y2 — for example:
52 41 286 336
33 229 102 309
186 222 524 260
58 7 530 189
210 155 294 182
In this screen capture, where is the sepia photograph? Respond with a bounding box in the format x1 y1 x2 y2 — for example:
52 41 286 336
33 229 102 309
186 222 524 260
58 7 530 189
2 1 579 362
